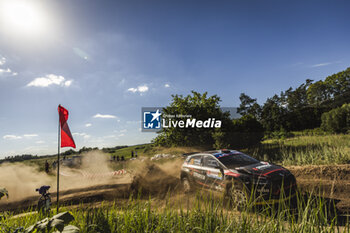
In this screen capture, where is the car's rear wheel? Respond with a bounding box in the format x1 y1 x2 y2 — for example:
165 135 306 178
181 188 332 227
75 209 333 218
182 177 192 193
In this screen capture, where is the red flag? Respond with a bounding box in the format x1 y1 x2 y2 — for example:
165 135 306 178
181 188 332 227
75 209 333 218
58 105 76 148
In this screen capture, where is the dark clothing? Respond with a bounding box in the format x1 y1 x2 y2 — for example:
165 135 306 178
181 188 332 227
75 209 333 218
45 161 49 173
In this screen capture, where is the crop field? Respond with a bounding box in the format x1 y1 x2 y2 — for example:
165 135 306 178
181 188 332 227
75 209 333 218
1 134 350 232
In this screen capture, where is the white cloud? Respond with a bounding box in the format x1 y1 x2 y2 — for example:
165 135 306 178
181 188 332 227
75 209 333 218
311 62 332 68
138 85 149 92
0 56 18 76
36 140 45 144
85 123 92 127
3 134 39 140
64 80 72 87
127 85 149 93
23 134 38 138
118 133 125 137
0 68 11 74
27 74 73 87
164 83 170 88
93 114 117 119
120 129 127 133
104 135 117 139
127 87 137 93
72 132 91 139
3 135 22 140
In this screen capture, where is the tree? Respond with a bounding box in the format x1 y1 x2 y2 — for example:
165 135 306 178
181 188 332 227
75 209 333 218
260 94 287 132
212 114 263 149
237 93 261 119
153 91 231 147
321 104 350 133
323 67 350 98
154 91 264 149
281 79 312 111
307 80 330 105
231 114 264 148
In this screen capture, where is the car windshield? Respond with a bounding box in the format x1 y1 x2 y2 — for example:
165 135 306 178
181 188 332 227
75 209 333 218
217 153 259 168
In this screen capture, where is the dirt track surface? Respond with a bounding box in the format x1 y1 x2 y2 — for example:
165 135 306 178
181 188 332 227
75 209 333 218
1 163 350 214
287 164 350 212
0 183 131 213
0 162 182 213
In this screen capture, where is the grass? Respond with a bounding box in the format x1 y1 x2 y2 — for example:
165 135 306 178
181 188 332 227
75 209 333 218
1 189 349 233
110 134 350 166
246 134 350 166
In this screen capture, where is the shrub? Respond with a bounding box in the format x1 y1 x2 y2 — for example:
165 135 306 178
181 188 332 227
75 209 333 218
321 103 350 133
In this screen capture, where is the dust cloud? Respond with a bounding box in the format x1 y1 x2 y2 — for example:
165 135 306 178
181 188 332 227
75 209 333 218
129 158 184 196
0 163 54 201
0 151 185 205
0 151 130 202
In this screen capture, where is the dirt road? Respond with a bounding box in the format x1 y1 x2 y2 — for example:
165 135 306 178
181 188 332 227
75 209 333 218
288 164 350 212
1 163 350 214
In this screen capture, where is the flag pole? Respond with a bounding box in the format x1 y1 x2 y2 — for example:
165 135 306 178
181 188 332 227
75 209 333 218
57 104 61 213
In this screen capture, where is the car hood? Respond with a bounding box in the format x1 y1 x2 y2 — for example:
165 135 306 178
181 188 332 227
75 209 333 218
234 162 290 178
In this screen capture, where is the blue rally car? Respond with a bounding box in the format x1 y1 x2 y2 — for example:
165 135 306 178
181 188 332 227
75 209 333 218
180 149 297 208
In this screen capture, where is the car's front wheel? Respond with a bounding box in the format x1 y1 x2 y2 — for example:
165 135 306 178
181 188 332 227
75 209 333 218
231 188 247 210
225 181 248 210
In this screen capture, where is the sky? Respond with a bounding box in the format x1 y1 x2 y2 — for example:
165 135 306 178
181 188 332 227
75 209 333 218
0 0 350 158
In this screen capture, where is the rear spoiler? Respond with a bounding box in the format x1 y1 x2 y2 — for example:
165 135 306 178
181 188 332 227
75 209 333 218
182 152 200 157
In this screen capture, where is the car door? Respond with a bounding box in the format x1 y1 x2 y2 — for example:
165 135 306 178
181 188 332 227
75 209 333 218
203 156 225 191
188 155 207 187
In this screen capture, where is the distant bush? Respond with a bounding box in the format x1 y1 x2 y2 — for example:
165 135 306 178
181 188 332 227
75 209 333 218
264 129 294 140
293 128 328 136
321 104 350 133
0 154 39 163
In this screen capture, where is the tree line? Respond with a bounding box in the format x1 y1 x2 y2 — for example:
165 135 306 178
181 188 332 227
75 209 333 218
154 67 350 148
0 145 129 163
238 67 350 134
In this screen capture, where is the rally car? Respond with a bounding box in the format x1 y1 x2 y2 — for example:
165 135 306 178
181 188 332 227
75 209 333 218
180 149 297 207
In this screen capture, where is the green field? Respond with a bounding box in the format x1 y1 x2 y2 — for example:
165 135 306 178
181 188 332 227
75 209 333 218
245 134 350 166
2 134 350 232
113 134 350 166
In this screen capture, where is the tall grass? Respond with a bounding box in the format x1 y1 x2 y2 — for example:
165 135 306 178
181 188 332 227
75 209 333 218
247 134 350 165
1 189 349 233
